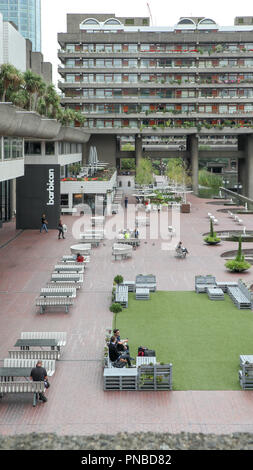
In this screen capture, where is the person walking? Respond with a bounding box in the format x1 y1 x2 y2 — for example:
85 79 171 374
30 361 48 403
40 214 48 233
58 219 65 239
124 196 128 209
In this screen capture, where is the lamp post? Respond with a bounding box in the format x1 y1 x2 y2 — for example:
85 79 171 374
222 178 229 199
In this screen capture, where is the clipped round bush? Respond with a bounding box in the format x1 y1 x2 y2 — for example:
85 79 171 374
109 303 123 314
114 275 123 285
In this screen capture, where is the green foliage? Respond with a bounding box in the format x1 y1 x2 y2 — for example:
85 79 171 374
109 303 123 314
114 275 124 285
166 158 191 186
120 158 136 170
198 169 223 189
136 158 154 185
225 237 251 272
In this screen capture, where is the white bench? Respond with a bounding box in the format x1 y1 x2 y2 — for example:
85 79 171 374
9 349 60 360
40 287 77 298
0 382 45 407
51 273 83 285
54 265 84 274
36 296 74 314
3 359 56 377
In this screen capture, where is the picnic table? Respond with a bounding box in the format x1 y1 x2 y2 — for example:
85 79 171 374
0 367 33 381
54 264 84 273
14 339 58 350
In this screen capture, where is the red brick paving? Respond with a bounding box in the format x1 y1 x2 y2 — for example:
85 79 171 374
1 196 253 436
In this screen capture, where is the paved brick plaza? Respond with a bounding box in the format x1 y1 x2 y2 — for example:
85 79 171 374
1 195 253 436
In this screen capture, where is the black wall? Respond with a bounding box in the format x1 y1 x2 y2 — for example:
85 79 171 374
16 165 60 230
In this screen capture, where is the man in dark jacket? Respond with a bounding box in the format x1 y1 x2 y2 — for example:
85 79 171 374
109 336 132 367
30 361 48 403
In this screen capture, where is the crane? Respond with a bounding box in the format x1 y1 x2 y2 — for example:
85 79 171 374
147 2 154 26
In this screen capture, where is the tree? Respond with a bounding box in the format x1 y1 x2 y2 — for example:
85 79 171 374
114 275 124 285
135 158 154 185
23 70 46 111
44 84 61 118
225 237 251 272
166 158 191 187
0 64 24 102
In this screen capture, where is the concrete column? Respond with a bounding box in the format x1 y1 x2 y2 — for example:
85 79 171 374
187 134 199 195
82 142 89 166
246 134 253 199
135 134 142 168
237 135 247 196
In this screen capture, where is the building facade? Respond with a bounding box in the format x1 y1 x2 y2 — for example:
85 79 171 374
58 14 253 197
0 11 27 71
0 0 41 52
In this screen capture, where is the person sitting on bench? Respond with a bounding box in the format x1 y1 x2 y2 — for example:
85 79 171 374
113 329 129 352
76 253 84 263
176 241 189 255
109 336 132 367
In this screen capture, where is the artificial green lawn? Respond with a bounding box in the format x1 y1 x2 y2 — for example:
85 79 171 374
115 291 253 390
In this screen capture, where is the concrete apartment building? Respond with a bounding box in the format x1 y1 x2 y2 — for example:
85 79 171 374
58 14 253 197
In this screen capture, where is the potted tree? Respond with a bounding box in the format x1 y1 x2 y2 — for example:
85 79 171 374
225 237 251 272
204 219 221 245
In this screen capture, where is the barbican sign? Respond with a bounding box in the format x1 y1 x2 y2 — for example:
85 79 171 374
47 168 55 206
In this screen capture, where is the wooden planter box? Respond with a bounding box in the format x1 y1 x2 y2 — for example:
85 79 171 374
138 364 172 391
181 203 191 213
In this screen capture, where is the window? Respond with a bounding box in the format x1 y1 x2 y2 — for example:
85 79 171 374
46 142 55 155
82 18 100 25
24 141 41 155
61 194 69 207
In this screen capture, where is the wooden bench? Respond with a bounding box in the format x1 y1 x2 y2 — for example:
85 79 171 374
40 288 77 298
20 332 67 348
240 355 253 367
136 275 156 292
136 356 157 366
104 368 138 391
112 244 133 260
207 287 225 301
120 281 136 292
115 285 128 308
36 296 74 314
227 285 251 310
138 364 173 391
51 273 83 285
195 275 216 293
8 349 60 360
54 264 84 274
47 281 81 290
239 363 253 390
79 238 101 247
3 359 56 377
136 288 150 300
0 381 45 406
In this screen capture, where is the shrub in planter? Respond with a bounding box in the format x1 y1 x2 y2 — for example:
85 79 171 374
225 237 251 272
204 219 221 245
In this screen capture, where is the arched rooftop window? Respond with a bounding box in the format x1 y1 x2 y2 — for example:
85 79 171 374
104 18 122 25
177 18 196 25
82 18 100 25
199 18 217 25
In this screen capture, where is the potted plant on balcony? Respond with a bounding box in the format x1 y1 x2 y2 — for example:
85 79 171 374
225 237 251 272
204 219 221 245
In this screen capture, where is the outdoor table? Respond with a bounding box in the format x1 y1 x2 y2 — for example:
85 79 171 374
0 367 33 381
14 339 58 351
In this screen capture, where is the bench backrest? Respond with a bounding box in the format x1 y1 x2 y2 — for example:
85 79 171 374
3 358 56 375
195 275 216 285
0 382 44 393
9 350 60 360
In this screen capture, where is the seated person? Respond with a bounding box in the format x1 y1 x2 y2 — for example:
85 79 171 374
124 231 130 240
113 329 129 352
109 336 132 367
76 253 84 263
176 241 189 254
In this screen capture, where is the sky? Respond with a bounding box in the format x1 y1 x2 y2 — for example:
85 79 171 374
41 0 253 86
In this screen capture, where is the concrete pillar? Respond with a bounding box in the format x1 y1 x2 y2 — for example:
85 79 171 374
135 134 142 168
82 142 89 166
187 134 199 195
246 134 253 199
10 178 16 217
